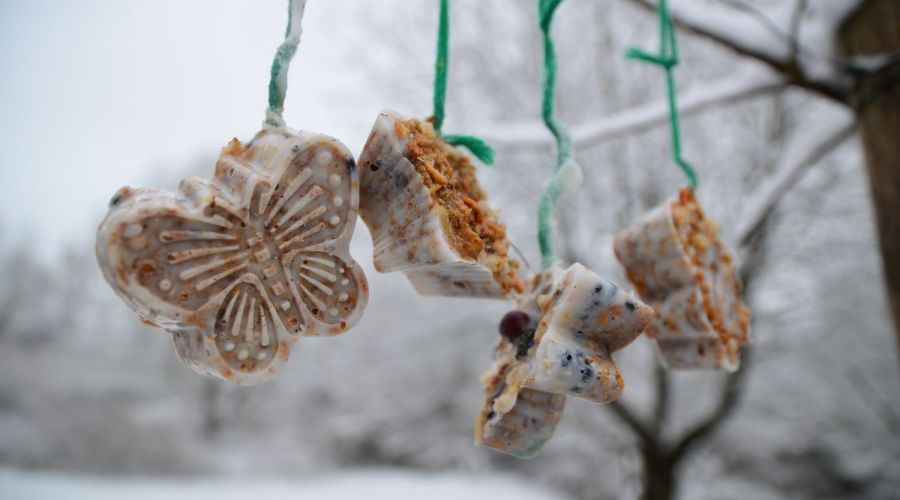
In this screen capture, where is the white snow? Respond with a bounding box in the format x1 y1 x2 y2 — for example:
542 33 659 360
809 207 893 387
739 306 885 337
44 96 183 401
477 62 784 149
730 108 855 250
0 1 897 498
667 0 863 85
668 0 791 62
0 468 571 500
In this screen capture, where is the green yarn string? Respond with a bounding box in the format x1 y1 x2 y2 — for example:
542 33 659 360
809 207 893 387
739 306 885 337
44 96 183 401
625 0 698 189
445 134 496 165
265 0 307 128
432 0 450 135
537 0 578 270
431 0 496 166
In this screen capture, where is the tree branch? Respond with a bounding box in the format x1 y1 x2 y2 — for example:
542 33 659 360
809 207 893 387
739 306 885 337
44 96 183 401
846 365 900 436
608 399 655 446
664 111 854 461
665 247 763 462
732 117 856 251
669 347 753 461
789 0 809 65
478 63 784 149
651 362 670 439
626 0 850 102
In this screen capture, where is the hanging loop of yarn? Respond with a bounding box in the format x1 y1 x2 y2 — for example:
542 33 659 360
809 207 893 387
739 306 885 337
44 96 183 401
264 0 308 128
537 0 583 270
430 0 496 165
625 0 698 189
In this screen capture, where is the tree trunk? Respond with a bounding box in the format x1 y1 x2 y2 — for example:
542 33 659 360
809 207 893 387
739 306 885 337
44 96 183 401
641 446 676 500
839 0 900 360
202 379 222 439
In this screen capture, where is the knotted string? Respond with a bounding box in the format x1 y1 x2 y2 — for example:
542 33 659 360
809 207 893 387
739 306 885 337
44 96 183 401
625 0 698 189
431 0 495 165
265 0 308 128
537 0 582 270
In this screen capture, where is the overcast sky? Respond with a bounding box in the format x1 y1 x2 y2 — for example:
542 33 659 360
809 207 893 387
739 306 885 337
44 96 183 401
0 0 426 260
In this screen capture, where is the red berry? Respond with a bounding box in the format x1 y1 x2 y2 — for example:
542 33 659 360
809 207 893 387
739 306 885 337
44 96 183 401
499 311 531 342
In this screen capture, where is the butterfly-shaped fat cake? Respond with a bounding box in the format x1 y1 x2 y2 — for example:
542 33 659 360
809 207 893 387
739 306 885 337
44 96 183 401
96 128 368 384
614 187 750 371
475 264 654 457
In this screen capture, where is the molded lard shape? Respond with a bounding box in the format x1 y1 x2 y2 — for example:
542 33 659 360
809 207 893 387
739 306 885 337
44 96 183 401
357 111 522 298
96 128 368 385
613 187 751 371
476 264 653 457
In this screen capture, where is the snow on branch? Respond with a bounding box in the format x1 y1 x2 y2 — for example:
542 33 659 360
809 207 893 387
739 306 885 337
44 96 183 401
627 0 860 102
636 0 792 64
478 63 784 150
731 114 856 252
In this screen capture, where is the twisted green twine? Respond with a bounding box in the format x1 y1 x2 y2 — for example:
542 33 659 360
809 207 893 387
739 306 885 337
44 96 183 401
537 0 579 270
625 0 698 189
265 0 307 128
431 0 495 165
432 0 450 135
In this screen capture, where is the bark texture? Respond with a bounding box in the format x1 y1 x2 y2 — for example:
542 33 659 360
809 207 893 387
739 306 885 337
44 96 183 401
839 0 900 359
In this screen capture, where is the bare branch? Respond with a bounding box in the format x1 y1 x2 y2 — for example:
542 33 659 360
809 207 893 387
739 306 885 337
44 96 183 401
789 0 809 64
626 0 850 102
479 64 784 149
669 347 753 461
847 365 900 437
732 117 856 252
664 220 766 461
608 400 654 446
627 0 786 64
651 362 670 439
666 160 785 461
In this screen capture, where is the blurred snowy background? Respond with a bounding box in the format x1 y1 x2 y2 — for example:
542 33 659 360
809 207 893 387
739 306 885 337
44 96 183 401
1 1 898 499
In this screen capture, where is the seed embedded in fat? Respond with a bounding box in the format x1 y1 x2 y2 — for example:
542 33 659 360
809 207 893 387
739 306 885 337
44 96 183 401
328 174 342 187
158 279 172 292
341 278 350 286
329 215 341 226
257 352 267 361
123 223 143 238
237 349 249 360
333 196 344 207
224 341 235 352
338 292 349 302
329 308 339 316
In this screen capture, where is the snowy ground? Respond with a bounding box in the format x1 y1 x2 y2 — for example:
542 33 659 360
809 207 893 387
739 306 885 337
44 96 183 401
0 468 571 500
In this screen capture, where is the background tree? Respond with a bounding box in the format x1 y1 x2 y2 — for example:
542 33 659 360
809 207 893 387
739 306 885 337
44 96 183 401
475 1 893 498
0 2 897 500
624 0 900 354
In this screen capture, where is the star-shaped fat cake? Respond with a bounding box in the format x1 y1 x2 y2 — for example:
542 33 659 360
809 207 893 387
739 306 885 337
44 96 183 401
476 263 654 457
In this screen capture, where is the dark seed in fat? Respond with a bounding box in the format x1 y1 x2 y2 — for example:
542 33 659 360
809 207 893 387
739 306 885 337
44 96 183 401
499 310 530 342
